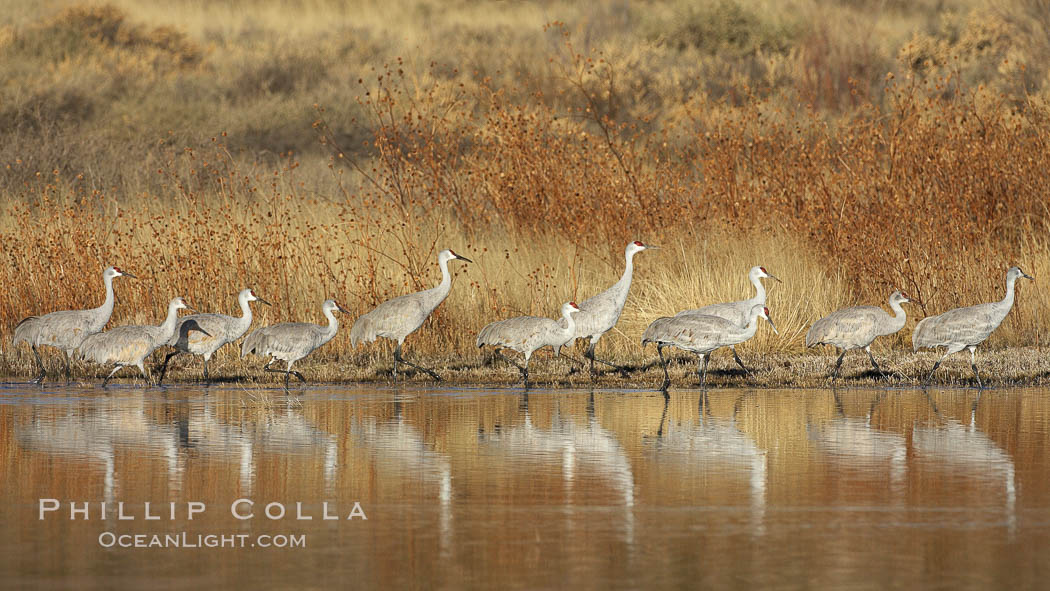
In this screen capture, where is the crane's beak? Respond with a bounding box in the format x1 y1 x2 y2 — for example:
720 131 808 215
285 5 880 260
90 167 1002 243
645 245 660 250
122 271 138 279
765 317 779 335
336 302 350 314
766 273 782 283
456 254 473 263
1024 272 1035 280
257 297 272 306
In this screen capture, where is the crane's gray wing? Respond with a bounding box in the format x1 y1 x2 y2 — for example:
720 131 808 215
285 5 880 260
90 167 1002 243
912 304 1001 351
676 302 748 327
476 316 554 352
805 306 882 348
14 309 97 349
642 315 734 352
242 322 324 358
350 293 429 346
79 326 154 364
567 292 621 338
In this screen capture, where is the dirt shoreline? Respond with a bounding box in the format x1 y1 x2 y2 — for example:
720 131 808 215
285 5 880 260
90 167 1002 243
2 349 1049 390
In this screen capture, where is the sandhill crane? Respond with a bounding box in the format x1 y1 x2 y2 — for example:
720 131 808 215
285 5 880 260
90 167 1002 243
78 297 197 386
350 249 471 381
564 241 655 377
643 304 777 390
676 265 780 373
13 266 135 383
476 301 581 384
242 299 348 385
155 288 271 384
806 290 910 381
913 266 1033 388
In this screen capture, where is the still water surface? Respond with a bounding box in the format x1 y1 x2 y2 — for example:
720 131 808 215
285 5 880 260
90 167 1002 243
1 384 1048 589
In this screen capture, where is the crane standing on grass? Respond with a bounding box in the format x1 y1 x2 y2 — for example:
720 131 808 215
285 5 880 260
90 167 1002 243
241 299 348 386
565 241 655 378
675 265 780 374
156 288 271 384
78 297 198 387
350 249 472 381
912 266 1033 388
13 266 136 383
643 304 777 390
477 301 581 385
806 290 910 382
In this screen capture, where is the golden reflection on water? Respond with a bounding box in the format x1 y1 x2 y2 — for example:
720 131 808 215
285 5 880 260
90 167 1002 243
1 385 1048 589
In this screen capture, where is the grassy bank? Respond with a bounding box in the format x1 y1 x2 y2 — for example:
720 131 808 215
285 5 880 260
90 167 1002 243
4 347 1050 390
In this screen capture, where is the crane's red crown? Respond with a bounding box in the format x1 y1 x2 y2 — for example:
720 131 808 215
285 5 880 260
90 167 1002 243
760 266 767 273
633 241 644 247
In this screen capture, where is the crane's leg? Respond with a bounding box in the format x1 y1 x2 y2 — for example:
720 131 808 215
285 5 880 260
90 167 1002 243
865 346 887 379
831 350 847 383
30 345 46 384
139 362 154 386
699 354 710 390
494 349 527 383
102 365 122 387
394 343 441 381
584 341 631 378
923 352 953 387
561 352 587 375
657 345 671 391
730 345 754 377
62 351 73 383
263 358 297 386
968 346 983 390
203 358 210 381
288 361 306 384
156 351 179 386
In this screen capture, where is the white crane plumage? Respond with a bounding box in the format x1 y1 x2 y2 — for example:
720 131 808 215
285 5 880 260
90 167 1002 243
912 266 1033 388
350 249 471 380
78 297 197 386
242 299 348 385
643 304 777 390
675 265 780 374
156 288 271 384
563 241 654 377
13 266 135 383
806 290 910 381
477 301 580 384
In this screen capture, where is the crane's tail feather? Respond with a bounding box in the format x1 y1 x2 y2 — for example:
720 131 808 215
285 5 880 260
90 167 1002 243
349 316 376 348
12 316 40 346
241 329 264 357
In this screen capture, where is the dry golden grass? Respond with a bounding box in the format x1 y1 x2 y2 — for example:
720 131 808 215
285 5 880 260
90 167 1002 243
3 0 1050 384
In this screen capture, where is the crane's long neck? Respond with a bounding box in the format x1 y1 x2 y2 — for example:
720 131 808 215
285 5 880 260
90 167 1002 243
234 294 253 331
95 273 116 326
612 250 636 305
748 274 766 306
433 257 453 303
735 314 760 343
885 298 908 334
158 304 181 343
322 307 340 340
560 310 577 337
1000 274 1018 313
